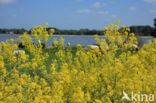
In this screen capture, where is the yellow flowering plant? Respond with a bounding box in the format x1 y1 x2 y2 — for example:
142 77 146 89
31 22 55 48
0 21 155 103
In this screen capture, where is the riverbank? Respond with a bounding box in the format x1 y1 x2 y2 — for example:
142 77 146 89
1 33 154 38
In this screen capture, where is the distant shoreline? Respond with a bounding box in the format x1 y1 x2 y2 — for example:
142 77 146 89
1 33 154 38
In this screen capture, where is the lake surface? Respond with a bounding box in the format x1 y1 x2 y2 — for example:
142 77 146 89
0 34 154 46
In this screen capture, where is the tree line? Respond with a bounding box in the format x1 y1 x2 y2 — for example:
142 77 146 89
0 28 27 34
0 19 156 37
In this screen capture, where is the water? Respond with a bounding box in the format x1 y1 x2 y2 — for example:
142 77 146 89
47 36 106 46
0 34 154 46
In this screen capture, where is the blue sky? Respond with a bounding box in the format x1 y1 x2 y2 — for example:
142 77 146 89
0 0 156 30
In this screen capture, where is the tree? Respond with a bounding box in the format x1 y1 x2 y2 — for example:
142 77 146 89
154 19 156 27
151 19 156 37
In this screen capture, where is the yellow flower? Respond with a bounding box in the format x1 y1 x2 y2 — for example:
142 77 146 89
0 92 2 98
116 20 120 24
104 27 108 30
122 25 126 28
126 28 130 31
32 62 38 70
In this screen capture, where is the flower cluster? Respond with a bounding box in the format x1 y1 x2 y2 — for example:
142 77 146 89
0 21 155 103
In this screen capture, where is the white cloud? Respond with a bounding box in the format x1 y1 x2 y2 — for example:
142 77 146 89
93 2 102 8
96 11 109 15
144 0 156 4
77 9 109 15
129 7 136 11
77 9 91 14
0 0 16 4
149 10 156 14
93 2 106 8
